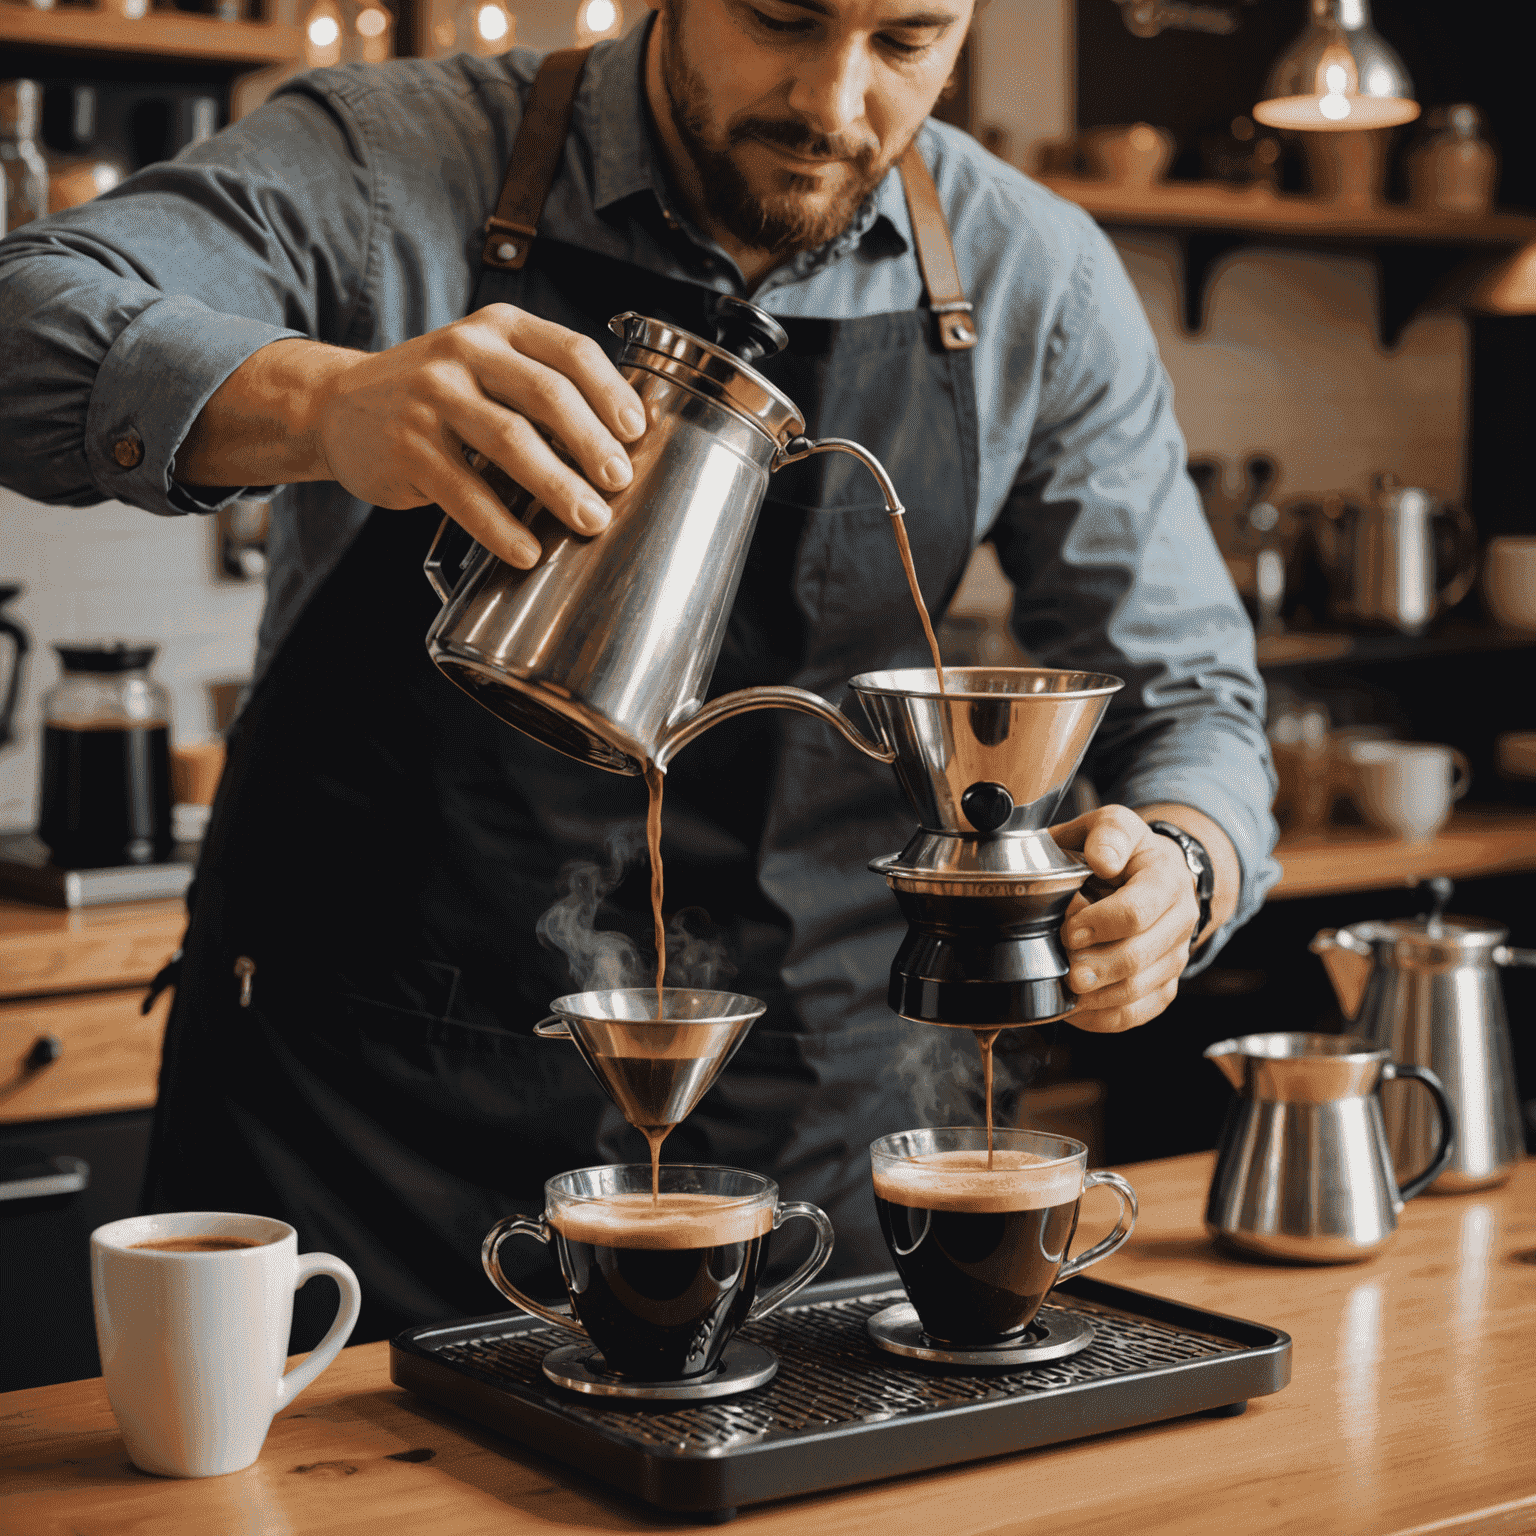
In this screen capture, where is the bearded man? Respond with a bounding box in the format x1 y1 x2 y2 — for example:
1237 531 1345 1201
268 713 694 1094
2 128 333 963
0 0 1276 1345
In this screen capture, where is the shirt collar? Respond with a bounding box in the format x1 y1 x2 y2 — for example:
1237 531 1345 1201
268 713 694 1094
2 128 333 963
580 18 910 274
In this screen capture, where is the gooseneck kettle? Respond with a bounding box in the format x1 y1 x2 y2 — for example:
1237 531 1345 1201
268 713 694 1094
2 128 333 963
1311 878 1534 1192
424 298 901 775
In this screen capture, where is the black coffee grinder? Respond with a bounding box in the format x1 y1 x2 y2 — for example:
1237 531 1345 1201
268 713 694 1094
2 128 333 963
851 666 1124 1029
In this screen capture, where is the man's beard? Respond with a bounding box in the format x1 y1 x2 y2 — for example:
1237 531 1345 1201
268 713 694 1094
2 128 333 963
659 5 904 258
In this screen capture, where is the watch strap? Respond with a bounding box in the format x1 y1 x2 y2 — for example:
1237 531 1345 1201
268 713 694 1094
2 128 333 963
1147 820 1214 950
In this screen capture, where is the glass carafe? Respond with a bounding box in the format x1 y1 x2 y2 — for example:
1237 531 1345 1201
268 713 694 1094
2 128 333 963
37 641 174 867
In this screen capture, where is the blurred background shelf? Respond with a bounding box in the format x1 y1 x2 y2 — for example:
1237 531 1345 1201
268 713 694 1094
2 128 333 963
1255 622 1536 671
0 9 301 65
1271 809 1536 899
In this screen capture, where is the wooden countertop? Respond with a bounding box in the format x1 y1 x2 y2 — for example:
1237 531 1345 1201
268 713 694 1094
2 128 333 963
4 1153 1533 1535
0 897 185 1001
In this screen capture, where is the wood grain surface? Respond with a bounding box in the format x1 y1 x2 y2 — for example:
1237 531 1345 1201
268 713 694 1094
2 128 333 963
3 1154 1532 1536
1272 810 1536 900
0 985 171 1123
0 898 185 1001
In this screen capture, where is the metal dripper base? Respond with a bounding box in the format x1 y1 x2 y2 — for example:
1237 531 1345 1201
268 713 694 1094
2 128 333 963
535 988 766 1131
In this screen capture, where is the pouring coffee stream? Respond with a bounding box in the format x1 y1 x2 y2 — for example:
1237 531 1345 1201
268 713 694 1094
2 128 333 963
426 297 1117 1190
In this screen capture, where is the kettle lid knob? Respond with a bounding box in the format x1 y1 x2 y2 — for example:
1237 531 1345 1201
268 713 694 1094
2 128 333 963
709 296 789 365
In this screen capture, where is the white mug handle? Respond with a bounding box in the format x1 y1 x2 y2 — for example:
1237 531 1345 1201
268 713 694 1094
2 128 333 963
273 1252 363 1409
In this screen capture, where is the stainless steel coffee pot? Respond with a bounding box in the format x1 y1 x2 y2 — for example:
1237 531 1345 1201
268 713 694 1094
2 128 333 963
424 299 899 775
1203 1032 1454 1262
1301 474 1477 636
1311 887 1534 1192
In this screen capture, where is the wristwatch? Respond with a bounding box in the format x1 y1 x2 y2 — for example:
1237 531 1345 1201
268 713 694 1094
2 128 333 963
1147 820 1215 952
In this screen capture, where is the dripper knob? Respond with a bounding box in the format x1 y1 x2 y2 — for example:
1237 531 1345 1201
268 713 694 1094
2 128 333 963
710 296 789 365
961 781 1015 834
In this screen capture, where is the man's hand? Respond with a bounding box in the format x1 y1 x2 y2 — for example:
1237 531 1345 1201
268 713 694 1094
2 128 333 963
1048 804 1212 1034
178 305 647 569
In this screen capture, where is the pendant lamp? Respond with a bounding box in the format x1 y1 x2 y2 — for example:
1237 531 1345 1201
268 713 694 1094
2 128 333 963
1254 0 1419 132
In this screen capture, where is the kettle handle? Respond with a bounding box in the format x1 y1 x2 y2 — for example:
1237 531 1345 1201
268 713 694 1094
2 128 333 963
658 685 896 769
424 515 481 605
1381 1061 1456 1202
1435 499 1479 610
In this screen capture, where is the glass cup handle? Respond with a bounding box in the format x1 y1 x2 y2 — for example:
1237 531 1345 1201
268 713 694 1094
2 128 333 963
1058 1171 1138 1281
746 1201 835 1323
480 1213 583 1335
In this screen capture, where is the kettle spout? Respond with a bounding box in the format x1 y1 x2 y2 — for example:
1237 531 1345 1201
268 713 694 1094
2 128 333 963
1309 928 1373 1022
1202 1038 1247 1090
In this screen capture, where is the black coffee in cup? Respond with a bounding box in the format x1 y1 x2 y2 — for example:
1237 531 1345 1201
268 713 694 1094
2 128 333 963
873 1148 1082 1345
550 1193 773 1380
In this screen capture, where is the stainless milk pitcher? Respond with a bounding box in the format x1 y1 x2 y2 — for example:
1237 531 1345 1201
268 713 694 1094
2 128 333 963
1312 884 1534 1192
1203 1032 1455 1262
424 298 899 775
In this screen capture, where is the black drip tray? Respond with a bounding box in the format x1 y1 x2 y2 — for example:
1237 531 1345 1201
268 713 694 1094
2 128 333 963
390 1273 1291 1519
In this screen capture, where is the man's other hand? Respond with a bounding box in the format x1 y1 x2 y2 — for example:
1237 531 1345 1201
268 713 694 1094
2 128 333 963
1047 805 1200 1034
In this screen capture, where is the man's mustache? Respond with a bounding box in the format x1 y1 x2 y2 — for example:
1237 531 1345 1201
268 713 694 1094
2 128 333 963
728 115 880 171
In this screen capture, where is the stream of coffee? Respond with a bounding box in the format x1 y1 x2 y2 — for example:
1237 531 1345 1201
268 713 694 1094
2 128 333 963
973 1029 1001 1169
888 510 947 695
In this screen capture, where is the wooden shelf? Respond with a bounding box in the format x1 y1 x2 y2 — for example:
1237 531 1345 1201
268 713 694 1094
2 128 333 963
1271 808 1536 899
1255 622 1536 671
0 7 301 65
1039 176 1536 345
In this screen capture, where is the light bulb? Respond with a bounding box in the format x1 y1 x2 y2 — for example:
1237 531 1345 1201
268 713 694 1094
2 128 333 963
477 2 508 40
584 0 616 31
356 6 388 36
308 13 340 46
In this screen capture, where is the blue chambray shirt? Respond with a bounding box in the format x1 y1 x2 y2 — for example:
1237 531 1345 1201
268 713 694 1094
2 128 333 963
0 21 1280 956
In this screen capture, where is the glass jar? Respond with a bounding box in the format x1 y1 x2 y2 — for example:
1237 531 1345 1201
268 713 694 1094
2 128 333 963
37 641 174 867
1406 105 1498 217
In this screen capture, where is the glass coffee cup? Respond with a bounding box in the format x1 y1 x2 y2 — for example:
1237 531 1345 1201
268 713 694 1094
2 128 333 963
482 1164 834 1381
871 1127 1137 1346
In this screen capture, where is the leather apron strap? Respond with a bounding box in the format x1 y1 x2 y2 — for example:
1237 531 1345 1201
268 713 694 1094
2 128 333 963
481 47 978 348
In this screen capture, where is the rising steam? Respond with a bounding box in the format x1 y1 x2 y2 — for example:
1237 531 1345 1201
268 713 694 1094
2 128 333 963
894 1025 1057 1127
536 825 734 994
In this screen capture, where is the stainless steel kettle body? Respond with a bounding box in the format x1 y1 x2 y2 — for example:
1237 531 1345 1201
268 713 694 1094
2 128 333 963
1203 1032 1455 1262
1312 904 1533 1192
423 302 899 776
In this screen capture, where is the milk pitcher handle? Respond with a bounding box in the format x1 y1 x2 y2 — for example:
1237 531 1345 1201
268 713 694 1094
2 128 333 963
1058 1170 1138 1280
1382 1062 1456 1201
425 516 479 605
481 1213 583 1335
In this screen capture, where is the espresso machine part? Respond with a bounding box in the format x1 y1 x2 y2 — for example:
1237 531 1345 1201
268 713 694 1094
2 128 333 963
1311 880 1534 1192
534 988 765 1134
425 298 899 776
852 666 1123 1027
1302 474 1477 636
1204 1032 1455 1262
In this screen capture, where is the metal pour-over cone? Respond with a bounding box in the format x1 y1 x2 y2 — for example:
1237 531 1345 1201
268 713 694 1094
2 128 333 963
535 989 765 1132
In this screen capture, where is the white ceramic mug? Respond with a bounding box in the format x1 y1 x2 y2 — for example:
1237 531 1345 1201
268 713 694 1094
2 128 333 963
1482 536 1536 631
91 1212 362 1478
1345 740 1471 841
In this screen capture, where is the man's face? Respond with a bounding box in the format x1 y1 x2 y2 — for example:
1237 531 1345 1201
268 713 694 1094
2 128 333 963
655 0 973 257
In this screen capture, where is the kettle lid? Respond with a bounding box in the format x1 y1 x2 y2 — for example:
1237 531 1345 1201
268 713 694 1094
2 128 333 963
609 303 805 447
1350 914 1508 960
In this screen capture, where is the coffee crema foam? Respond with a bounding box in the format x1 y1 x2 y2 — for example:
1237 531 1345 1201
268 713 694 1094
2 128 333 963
872 1148 1082 1213
550 1192 773 1249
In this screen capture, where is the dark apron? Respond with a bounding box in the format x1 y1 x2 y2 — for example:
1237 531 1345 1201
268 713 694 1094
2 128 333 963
145 87 981 1347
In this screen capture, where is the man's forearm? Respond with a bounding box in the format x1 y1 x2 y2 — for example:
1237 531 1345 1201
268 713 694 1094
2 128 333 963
177 338 355 489
1134 802 1241 948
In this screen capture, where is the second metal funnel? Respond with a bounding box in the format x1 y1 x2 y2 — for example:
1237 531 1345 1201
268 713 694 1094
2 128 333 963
535 988 765 1134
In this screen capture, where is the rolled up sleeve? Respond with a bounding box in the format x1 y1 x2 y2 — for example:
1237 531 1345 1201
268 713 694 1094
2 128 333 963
990 223 1280 967
0 78 374 515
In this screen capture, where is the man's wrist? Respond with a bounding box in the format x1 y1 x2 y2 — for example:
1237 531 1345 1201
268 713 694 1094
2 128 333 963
1135 802 1239 946
1147 820 1214 950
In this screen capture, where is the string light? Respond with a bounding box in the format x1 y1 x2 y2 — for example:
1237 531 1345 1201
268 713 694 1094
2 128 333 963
307 13 340 47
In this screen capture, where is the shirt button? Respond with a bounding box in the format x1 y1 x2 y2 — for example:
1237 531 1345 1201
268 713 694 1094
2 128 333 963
113 433 143 469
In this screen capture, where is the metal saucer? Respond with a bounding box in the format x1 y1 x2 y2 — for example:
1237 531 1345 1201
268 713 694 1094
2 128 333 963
866 1303 1095 1367
541 1339 779 1401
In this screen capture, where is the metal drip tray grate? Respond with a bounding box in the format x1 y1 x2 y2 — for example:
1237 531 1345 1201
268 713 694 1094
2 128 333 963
391 1273 1290 1518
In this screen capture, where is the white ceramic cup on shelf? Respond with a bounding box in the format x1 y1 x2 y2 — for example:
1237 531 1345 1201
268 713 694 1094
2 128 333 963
1482 536 1536 631
90 1212 362 1478
1345 740 1471 841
